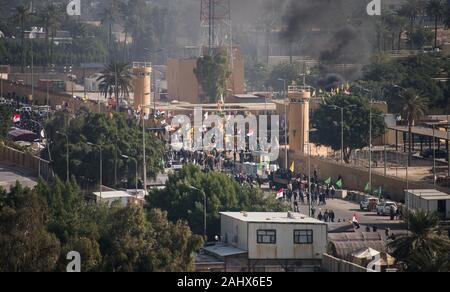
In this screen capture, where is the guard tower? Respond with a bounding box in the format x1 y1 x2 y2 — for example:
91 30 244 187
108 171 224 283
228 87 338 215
288 84 311 154
132 62 152 115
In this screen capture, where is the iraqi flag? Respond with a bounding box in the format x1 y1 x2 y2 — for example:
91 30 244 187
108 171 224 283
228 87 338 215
12 113 20 123
276 188 284 199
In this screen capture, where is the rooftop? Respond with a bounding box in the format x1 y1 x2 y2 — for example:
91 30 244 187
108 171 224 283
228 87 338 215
92 191 133 199
203 244 247 257
406 189 450 201
220 212 326 224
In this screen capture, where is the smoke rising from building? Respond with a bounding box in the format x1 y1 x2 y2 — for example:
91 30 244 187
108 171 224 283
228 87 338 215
280 0 376 77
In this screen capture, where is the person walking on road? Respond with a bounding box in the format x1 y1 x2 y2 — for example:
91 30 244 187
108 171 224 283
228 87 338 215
352 213 360 229
329 210 335 222
330 185 336 200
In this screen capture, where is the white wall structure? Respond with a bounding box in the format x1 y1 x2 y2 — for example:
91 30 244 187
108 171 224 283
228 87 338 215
220 212 327 260
406 189 450 220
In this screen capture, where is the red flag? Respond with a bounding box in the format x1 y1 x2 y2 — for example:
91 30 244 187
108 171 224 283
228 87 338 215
12 113 20 123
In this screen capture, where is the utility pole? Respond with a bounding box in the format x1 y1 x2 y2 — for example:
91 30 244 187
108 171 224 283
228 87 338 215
447 115 450 177
369 100 372 194
278 78 288 169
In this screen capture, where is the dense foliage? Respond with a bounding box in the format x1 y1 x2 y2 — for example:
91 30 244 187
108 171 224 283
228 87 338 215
148 164 289 239
388 210 450 272
311 93 386 163
360 53 450 112
0 179 203 272
194 51 231 103
47 110 163 187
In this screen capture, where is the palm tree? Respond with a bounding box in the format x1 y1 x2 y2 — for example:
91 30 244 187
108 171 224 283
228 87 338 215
39 4 62 70
426 0 444 48
388 210 450 271
98 0 122 60
14 5 30 73
400 89 428 166
407 249 450 272
398 0 426 49
97 62 132 110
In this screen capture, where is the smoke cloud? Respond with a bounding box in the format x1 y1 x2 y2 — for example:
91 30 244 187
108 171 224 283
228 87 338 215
280 0 376 78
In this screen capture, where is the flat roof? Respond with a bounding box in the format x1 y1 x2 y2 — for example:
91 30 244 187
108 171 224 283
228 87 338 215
406 189 450 200
92 191 133 199
220 212 326 224
203 244 247 257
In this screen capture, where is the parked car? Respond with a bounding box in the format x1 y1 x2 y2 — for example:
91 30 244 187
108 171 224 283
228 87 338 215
360 197 380 211
421 149 448 159
376 201 398 216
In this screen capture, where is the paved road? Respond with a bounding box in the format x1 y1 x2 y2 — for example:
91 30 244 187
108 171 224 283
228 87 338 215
293 198 405 232
0 162 37 192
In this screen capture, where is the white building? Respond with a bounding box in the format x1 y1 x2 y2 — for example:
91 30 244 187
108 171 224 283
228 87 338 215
199 212 328 271
406 189 450 220
92 191 144 207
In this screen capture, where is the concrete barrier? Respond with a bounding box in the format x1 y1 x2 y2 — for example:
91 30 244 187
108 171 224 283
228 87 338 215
0 145 54 182
286 151 450 202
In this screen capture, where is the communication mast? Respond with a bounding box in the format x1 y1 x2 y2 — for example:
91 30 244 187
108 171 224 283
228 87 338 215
200 0 232 56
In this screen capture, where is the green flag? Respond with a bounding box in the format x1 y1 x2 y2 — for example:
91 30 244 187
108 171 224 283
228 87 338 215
374 187 382 198
364 182 370 193
336 179 343 188
324 177 332 185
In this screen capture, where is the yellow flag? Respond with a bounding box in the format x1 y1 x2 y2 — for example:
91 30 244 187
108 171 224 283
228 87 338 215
290 161 295 173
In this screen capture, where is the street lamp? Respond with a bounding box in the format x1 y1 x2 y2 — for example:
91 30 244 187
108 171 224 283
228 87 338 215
56 131 69 182
141 102 152 194
327 104 356 163
432 123 437 188
144 48 164 115
353 84 374 193
188 185 207 239
371 112 388 177
304 141 312 217
121 154 138 194
87 142 102 199
278 78 288 170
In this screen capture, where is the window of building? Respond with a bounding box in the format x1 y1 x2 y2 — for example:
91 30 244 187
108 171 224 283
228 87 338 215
257 230 276 244
294 230 313 244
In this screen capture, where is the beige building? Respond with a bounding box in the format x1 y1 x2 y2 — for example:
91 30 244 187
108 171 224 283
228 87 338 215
167 47 245 104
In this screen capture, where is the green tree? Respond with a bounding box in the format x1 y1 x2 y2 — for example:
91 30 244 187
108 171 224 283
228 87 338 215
194 51 231 103
38 3 62 69
388 210 450 271
0 105 13 139
98 0 123 59
426 0 444 48
48 111 163 187
398 0 426 49
148 164 288 238
0 182 60 272
311 94 386 163
400 89 428 166
13 5 30 73
101 204 154 272
146 208 203 272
